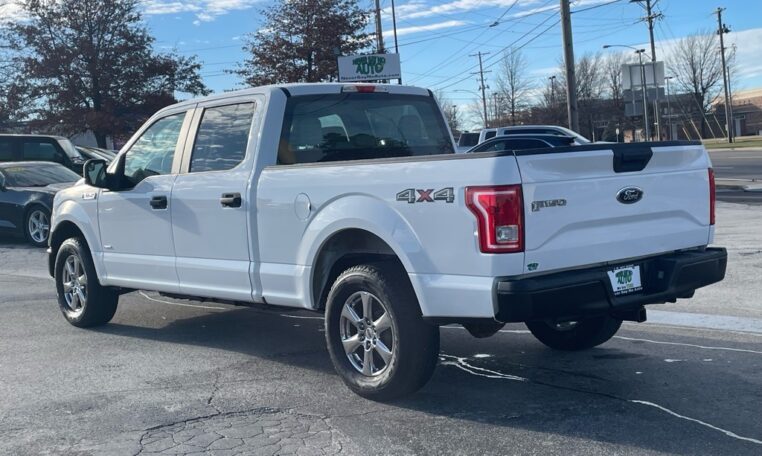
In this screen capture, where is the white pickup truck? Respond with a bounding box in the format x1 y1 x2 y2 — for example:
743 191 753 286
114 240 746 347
48 83 727 400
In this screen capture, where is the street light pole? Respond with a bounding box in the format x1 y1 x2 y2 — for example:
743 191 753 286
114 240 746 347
636 49 650 141
604 44 652 142
665 75 673 140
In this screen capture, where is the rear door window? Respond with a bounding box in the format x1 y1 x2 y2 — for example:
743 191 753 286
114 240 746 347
20 140 66 164
0 138 15 161
278 93 454 164
190 103 256 173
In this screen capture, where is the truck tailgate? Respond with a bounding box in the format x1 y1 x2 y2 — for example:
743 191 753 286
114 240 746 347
517 142 713 275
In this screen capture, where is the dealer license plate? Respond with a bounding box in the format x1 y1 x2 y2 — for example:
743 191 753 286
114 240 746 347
607 265 643 296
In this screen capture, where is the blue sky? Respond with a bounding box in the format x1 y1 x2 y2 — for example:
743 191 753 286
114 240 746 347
5 0 760 123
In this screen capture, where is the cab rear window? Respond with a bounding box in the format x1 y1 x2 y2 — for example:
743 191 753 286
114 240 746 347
278 93 454 164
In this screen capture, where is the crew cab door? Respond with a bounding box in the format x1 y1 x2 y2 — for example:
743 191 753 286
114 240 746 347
171 99 261 301
97 110 192 292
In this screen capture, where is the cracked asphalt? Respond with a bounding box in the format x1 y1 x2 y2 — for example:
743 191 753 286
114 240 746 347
2 202 762 455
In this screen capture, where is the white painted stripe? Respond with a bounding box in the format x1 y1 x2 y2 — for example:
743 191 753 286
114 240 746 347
614 335 762 355
630 400 762 445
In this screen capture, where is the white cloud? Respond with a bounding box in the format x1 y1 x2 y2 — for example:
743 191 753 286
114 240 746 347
392 20 468 37
384 0 547 21
0 1 25 22
142 0 261 25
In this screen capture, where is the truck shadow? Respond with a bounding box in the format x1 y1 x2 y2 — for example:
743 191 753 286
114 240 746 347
96 295 762 455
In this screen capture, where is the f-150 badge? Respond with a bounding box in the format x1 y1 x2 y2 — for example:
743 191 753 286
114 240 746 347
531 199 567 212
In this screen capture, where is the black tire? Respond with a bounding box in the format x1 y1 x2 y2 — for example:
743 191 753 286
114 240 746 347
325 263 439 400
54 237 118 327
24 205 51 247
526 316 622 351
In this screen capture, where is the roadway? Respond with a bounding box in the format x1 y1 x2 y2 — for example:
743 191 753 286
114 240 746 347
709 148 762 205
2 202 762 455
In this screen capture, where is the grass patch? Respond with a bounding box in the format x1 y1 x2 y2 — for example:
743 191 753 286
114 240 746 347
704 136 762 150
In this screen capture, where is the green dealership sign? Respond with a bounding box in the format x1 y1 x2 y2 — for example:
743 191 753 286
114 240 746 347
338 53 401 82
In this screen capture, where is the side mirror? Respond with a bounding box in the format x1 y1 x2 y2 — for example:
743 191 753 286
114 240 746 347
0 175 6 192
83 159 108 188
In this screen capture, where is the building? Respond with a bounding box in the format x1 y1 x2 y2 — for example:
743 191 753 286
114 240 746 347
713 87 762 137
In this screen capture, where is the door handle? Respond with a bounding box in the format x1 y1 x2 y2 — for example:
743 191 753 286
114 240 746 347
220 192 242 208
150 195 168 210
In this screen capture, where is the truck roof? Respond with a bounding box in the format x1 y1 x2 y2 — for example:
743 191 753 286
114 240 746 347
167 83 432 111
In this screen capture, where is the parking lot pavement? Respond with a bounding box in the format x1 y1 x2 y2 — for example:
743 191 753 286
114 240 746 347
1 203 761 455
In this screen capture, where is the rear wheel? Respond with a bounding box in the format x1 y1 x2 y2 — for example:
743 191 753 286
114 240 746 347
325 263 439 400
526 316 622 351
55 238 118 327
25 206 50 247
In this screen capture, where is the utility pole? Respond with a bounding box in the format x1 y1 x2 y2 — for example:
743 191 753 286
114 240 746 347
391 0 401 84
631 0 663 140
374 0 384 54
716 7 734 143
470 51 491 128
560 0 579 132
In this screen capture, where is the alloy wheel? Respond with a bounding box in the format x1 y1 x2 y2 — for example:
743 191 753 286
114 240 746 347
28 210 50 244
62 254 87 316
339 291 396 377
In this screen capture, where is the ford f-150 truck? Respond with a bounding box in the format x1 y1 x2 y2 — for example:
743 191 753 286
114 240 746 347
48 83 727 400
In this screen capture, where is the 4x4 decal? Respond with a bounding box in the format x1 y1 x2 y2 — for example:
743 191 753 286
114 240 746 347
396 188 455 204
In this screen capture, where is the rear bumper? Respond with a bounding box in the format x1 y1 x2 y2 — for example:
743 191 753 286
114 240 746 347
495 248 727 323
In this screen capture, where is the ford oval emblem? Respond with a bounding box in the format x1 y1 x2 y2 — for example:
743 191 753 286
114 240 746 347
616 187 644 204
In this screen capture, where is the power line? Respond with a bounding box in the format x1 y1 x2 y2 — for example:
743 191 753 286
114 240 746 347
431 13 560 91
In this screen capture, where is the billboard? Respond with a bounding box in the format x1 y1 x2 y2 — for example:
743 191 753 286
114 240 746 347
338 53 401 82
622 61 665 90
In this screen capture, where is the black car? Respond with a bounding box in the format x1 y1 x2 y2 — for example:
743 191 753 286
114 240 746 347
467 134 575 153
0 134 87 174
0 162 80 247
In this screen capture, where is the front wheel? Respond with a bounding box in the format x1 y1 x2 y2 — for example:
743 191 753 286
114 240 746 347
55 237 119 327
526 316 622 351
325 263 439 400
25 206 50 247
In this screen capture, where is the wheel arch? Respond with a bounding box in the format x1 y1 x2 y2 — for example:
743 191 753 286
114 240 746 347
310 228 406 311
49 203 104 280
301 196 432 312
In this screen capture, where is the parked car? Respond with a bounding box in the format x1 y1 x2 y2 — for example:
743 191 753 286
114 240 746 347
76 146 116 163
455 132 480 153
0 134 86 174
468 134 575 153
0 162 80 246
477 125 591 145
49 83 726 400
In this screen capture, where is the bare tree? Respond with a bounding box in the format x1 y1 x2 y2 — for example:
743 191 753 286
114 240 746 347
669 29 735 138
495 48 534 126
603 52 627 104
556 52 606 139
433 89 462 134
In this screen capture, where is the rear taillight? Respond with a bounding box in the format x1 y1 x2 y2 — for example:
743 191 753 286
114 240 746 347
466 185 524 253
709 168 716 225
